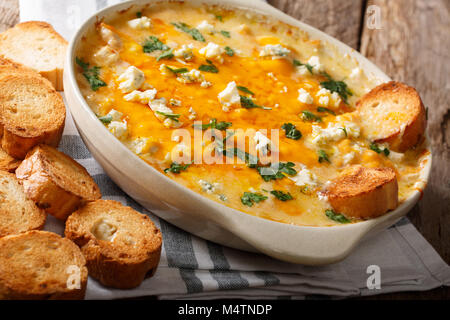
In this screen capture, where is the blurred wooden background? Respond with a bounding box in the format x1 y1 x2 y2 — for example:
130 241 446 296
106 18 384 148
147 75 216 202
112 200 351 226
0 0 448 299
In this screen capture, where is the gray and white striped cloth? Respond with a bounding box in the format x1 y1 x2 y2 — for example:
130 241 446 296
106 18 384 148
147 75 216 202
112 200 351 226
20 0 450 300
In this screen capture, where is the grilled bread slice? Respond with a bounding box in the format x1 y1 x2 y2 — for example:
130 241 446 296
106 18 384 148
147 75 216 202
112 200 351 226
0 147 21 172
0 21 67 91
357 81 427 152
15 145 101 221
65 200 162 289
0 171 46 238
0 73 66 159
0 231 87 300
323 165 398 220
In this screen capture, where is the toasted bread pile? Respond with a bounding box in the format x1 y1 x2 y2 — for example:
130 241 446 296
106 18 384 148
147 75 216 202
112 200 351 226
0 22 163 299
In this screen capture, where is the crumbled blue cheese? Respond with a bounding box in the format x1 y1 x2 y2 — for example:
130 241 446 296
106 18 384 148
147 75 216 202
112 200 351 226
311 121 360 145
218 81 240 107
254 131 271 154
316 87 341 107
199 42 225 63
118 66 145 93
389 150 405 162
174 44 194 61
123 89 157 104
259 44 290 59
342 152 356 165
149 98 183 128
169 98 181 106
105 109 123 122
196 20 215 34
298 88 314 104
289 166 317 188
100 26 122 50
307 56 324 73
127 16 152 29
108 121 128 140
188 107 197 120
130 137 151 155
200 80 212 88
93 46 120 66
198 180 221 194
177 69 205 84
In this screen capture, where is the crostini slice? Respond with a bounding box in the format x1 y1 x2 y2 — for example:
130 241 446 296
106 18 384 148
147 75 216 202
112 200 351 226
323 165 398 220
0 231 88 300
15 145 101 221
0 21 67 91
0 147 21 172
65 200 162 289
0 73 66 159
357 81 427 152
0 171 46 238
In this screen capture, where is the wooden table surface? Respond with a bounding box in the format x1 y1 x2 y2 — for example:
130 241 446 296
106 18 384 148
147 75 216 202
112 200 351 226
0 0 448 300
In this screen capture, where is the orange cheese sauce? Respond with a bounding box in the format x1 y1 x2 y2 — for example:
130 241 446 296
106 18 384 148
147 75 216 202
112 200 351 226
76 3 428 227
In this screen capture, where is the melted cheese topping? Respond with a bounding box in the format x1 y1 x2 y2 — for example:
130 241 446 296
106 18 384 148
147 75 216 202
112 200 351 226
76 3 428 227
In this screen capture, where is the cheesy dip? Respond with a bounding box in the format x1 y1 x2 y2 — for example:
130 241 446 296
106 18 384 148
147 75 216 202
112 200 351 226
75 2 429 227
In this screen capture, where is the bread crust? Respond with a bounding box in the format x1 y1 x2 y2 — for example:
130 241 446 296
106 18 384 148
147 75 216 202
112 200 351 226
65 200 162 289
16 145 101 220
0 231 88 300
0 170 46 238
357 81 427 152
0 21 67 91
324 165 398 219
0 73 66 159
0 146 21 172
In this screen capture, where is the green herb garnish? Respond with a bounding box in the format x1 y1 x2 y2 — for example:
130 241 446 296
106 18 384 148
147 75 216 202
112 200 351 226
143 36 169 53
293 59 313 74
270 190 294 201
164 162 191 174
237 86 255 96
320 73 353 104
240 96 271 110
164 65 189 74
257 162 297 182
156 49 174 61
198 60 219 73
317 107 336 116
281 123 302 140
215 14 223 22
192 118 232 131
301 110 322 122
318 150 331 163
369 143 390 156
325 209 350 224
241 192 268 207
220 30 230 38
224 46 234 56
98 114 112 124
155 111 181 122
136 11 142 18
340 127 348 137
76 57 106 91
171 22 205 42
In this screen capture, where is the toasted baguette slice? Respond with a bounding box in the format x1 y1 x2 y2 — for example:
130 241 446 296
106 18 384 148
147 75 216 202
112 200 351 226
357 81 427 152
16 145 101 220
0 73 66 159
324 165 398 220
0 147 21 172
0 171 46 237
65 200 162 289
0 21 67 91
0 231 87 300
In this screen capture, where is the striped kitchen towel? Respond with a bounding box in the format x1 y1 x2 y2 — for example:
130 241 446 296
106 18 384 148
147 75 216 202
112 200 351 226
20 0 450 300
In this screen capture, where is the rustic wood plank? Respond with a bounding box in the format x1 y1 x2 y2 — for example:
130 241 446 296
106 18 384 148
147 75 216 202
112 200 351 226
361 0 450 265
0 0 19 32
268 0 365 49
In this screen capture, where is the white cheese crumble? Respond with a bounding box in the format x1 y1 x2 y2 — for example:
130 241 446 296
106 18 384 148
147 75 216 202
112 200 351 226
311 121 360 145
108 121 128 140
350 67 363 80
342 152 356 165
149 98 183 128
174 44 194 61
218 81 241 107
198 180 221 194
188 107 197 120
118 66 145 93
389 150 405 162
169 98 181 106
130 137 151 155
93 46 120 66
127 16 152 29
289 167 317 188
177 69 205 84
196 20 215 34
123 89 157 104
298 88 314 104
200 80 212 88
254 131 271 154
307 56 324 73
199 42 225 63
105 109 123 122
259 44 290 59
100 26 122 50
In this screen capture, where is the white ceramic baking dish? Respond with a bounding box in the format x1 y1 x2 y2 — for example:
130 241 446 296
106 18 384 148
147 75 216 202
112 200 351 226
63 0 432 265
